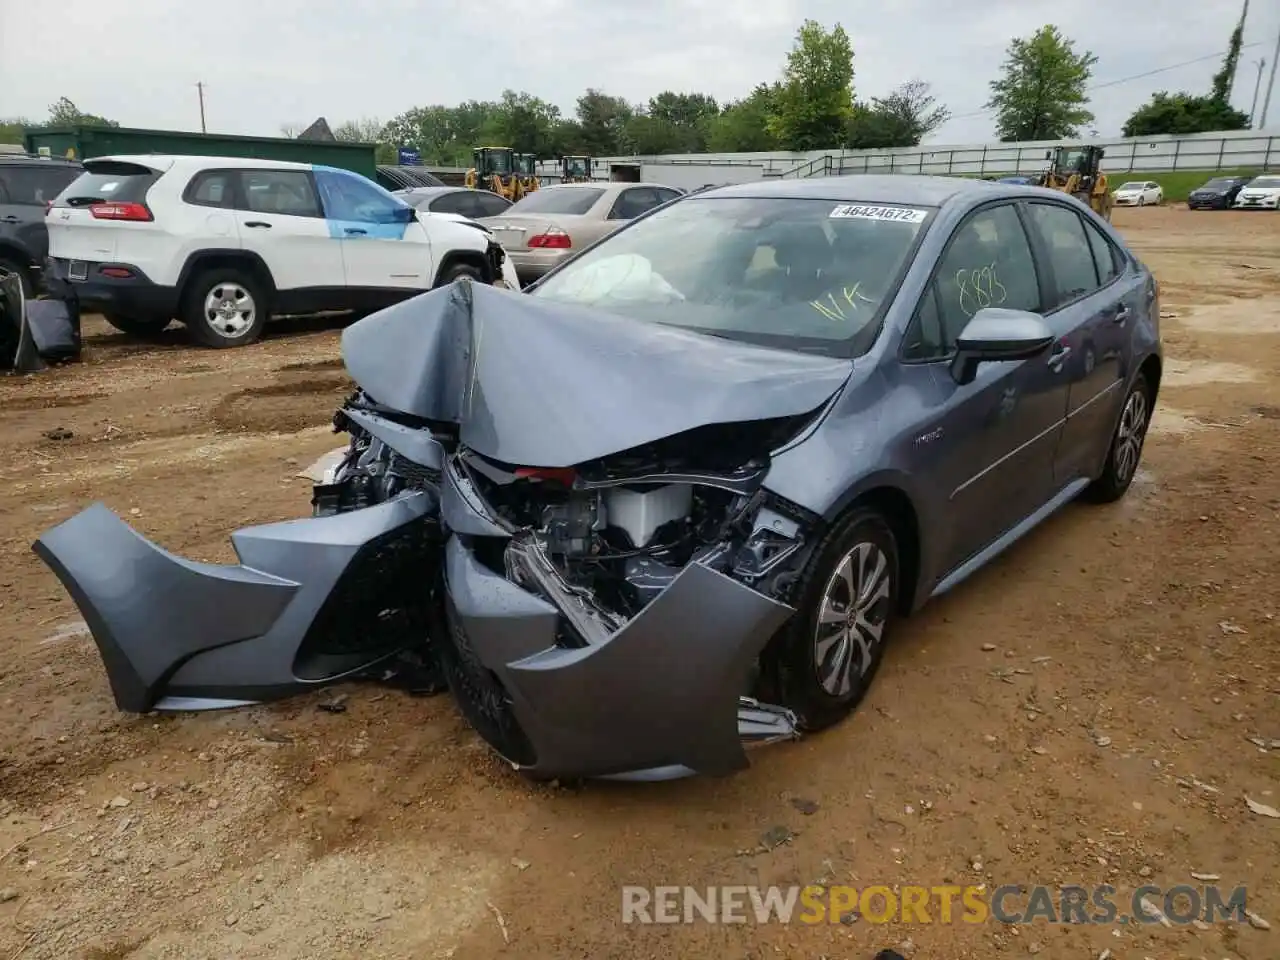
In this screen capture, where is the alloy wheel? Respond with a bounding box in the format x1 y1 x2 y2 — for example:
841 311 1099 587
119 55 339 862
203 283 256 339
813 541 892 698
1114 389 1148 484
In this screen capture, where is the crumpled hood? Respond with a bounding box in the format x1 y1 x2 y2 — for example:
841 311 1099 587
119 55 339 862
340 279 854 468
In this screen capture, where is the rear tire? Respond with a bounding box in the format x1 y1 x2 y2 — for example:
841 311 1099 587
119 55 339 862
182 268 268 348
103 313 171 338
761 507 899 732
1082 373 1152 504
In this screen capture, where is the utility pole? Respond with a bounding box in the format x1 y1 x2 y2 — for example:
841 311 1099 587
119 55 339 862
1251 59 1266 126
196 82 207 133
1262 24 1280 128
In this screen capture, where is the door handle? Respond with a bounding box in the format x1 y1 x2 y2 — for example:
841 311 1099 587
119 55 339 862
0 215 20 223
244 221 272 228
1112 304 1131 324
344 227 367 236
1048 343 1072 372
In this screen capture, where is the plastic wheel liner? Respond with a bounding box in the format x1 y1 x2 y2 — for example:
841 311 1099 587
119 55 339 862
33 279 855 779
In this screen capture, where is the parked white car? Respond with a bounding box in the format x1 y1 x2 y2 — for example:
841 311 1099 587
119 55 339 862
45 155 515 347
1112 181 1162 206
1232 175 1280 210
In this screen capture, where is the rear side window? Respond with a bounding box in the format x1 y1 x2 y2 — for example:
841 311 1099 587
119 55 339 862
472 191 512 217
1083 220 1119 286
184 169 237 208
53 161 160 208
239 170 322 218
507 187 604 215
427 192 473 217
1025 203 1099 307
0 165 81 206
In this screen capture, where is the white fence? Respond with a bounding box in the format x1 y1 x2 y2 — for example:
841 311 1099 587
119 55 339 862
544 129 1279 181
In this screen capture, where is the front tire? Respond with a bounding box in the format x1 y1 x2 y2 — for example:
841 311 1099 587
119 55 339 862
1083 374 1152 503
435 261 484 288
761 507 899 732
182 269 268 348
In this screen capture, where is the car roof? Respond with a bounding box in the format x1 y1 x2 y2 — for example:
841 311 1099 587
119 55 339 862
87 154 313 172
537 181 676 193
0 155 81 168
398 186 469 198
698 174 1008 206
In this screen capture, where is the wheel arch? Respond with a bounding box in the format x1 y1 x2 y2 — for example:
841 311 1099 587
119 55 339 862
814 475 925 617
433 249 492 287
176 249 277 305
1138 352 1162 406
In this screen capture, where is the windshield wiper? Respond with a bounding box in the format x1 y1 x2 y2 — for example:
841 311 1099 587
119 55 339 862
65 196 106 207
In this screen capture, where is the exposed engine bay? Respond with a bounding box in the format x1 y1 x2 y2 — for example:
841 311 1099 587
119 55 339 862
318 390 819 650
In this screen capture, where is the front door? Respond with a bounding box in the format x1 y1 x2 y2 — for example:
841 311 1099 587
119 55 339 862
900 201 1071 573
313 167 430 299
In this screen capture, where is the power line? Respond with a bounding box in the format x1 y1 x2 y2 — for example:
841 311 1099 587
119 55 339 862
947 41 1267 122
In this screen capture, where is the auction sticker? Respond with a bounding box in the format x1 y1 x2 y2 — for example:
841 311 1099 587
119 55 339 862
829 204 927 223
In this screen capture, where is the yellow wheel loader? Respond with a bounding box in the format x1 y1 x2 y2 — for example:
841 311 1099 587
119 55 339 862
1036 146 1113 221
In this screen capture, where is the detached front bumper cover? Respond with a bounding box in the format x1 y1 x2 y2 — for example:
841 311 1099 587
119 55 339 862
34 493 440 712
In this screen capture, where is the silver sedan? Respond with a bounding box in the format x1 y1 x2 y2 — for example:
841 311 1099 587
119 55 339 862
483 182 683 284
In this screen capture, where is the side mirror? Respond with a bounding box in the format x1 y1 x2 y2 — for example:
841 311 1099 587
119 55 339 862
374 205 416 225
1044 150 1052 160
950 308 1055 386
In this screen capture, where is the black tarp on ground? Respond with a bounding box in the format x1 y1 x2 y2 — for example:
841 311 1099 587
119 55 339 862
0 273 81 373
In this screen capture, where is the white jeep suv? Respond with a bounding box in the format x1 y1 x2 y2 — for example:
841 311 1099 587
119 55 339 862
45 155 518 347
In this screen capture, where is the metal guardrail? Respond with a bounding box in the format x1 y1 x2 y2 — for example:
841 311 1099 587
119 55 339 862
774 135 1278 180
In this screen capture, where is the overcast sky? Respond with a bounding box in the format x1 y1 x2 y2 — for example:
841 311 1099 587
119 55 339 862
1 0 1277 146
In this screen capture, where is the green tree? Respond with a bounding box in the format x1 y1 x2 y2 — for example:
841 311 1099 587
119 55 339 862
575 89 634 155
485 90 563 157
985 26 1096 141
383 101 500 166
1121 92 1250 136
767 20 855 150
0 118 32 145
706 84 781 152
846 80 950 148
47 96 118 128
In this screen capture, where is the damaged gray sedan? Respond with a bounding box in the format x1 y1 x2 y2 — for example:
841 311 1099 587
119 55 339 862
34 176 1161 781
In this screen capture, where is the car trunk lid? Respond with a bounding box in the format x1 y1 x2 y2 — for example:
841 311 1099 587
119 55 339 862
47 158 170 264
483 214 592 252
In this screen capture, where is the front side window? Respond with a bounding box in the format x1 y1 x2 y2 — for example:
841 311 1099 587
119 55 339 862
531 196 934 356
239 170 321 218
314 168 412 223
903 203 1040 361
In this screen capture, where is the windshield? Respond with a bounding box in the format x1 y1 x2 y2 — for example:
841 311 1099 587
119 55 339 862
1202 178 1235 189
508 187 604 215
529 196 933 356
1249 177 1280 188
1117 182 1145 191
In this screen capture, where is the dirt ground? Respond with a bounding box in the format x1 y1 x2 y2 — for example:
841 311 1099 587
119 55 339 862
0 207 1277 960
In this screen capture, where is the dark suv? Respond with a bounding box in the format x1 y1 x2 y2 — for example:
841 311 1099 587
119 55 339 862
1186 175 1251 210
0 155 83 294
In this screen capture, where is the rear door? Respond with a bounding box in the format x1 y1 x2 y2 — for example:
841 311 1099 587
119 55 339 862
231 168 343 293
1021 201 1141 484
313 167 429 293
